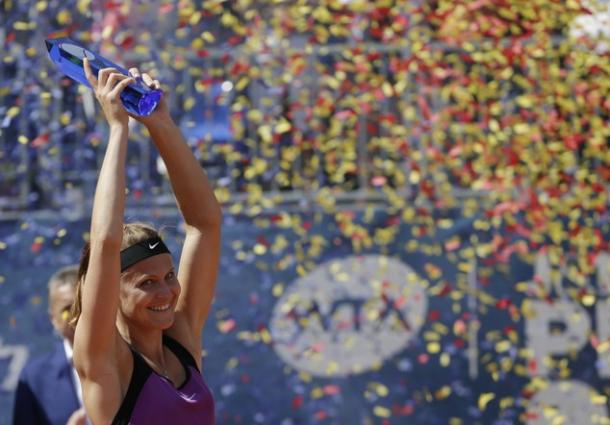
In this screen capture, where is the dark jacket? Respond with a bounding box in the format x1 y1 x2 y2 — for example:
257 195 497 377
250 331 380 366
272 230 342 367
12 341 80 425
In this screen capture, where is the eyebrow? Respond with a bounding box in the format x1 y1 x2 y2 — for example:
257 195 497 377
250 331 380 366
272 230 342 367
128 267 175 282
121 271 150 285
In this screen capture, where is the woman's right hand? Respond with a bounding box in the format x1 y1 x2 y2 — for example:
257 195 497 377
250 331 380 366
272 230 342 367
83 57 134 128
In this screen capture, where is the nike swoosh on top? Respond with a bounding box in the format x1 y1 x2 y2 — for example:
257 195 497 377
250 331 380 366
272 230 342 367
149 242 160 250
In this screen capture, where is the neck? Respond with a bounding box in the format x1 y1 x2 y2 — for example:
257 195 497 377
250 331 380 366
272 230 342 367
117 322 166 371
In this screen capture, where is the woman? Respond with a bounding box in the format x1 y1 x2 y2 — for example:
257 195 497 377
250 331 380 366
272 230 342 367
69 58 222 424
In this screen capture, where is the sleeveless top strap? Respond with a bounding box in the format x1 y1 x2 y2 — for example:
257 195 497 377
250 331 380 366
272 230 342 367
162 334 200 373
112 349 152 425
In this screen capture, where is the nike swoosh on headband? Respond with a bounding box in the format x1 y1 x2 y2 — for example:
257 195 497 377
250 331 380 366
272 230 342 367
120 237 170 271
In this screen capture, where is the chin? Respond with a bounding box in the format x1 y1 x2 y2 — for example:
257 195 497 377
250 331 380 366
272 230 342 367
141 306 175 329
158 316 175 330
150 311 175 330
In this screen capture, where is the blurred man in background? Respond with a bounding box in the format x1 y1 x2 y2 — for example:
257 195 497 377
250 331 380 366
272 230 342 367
12 265 86 425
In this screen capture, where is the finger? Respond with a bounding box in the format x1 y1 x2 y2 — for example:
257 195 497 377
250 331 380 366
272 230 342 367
83 58 97 87
128 67 141 79
97 67 120 89
142 73 155 87
104 72 130 92
109 76 135 98
152 79 161 90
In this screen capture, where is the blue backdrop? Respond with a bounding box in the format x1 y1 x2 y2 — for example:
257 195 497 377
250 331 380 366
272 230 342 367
1 211 608 424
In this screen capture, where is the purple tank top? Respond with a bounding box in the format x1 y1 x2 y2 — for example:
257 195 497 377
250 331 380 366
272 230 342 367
112 335 215 424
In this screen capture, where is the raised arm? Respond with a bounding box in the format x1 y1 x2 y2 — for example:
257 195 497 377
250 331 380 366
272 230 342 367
72 59 134 419
130 69 222 355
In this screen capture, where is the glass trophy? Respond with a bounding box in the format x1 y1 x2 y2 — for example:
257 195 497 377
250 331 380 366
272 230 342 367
45 38 162 116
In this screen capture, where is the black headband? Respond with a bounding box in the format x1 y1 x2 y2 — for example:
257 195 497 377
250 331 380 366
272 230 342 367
120 236 171 272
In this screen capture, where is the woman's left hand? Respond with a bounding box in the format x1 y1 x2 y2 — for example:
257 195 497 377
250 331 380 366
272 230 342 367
127 67 171 126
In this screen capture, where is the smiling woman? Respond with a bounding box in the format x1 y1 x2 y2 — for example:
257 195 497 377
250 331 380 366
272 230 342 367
65 58 222 425
70 223 181 332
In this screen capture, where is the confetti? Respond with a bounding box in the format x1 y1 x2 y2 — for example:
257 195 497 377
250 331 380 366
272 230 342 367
3 0 610 423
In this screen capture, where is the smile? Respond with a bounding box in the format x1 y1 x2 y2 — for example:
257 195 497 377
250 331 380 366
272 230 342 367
148 304 171 312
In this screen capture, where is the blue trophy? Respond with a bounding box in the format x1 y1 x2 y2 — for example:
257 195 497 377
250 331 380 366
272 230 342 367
45 37 162 116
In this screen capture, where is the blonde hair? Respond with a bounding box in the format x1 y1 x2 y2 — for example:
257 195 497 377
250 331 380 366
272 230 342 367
69 222 161 328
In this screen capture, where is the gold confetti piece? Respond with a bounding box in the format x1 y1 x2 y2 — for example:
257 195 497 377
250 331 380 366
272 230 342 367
373 406 391 418
427 342 441 354
592 394 608 405
257 125 273 143
435 385 452 400
236 331 259 342
13 21 33 30
76 0 90 14
259 328 271 344
189 11 202 25
582 294 596 306
478 393 495 411
495 340 511 353
226 357 239 370
326 361 340 375
56 9 72 25
311 387 323 399
60 112 71 126
425 263 442 280
367 382 389 397
457 262 472 273
272 283 284 297
7 106 20 118
275 119 292 134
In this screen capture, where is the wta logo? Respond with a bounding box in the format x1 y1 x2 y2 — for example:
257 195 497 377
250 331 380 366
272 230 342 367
270 255 428 377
